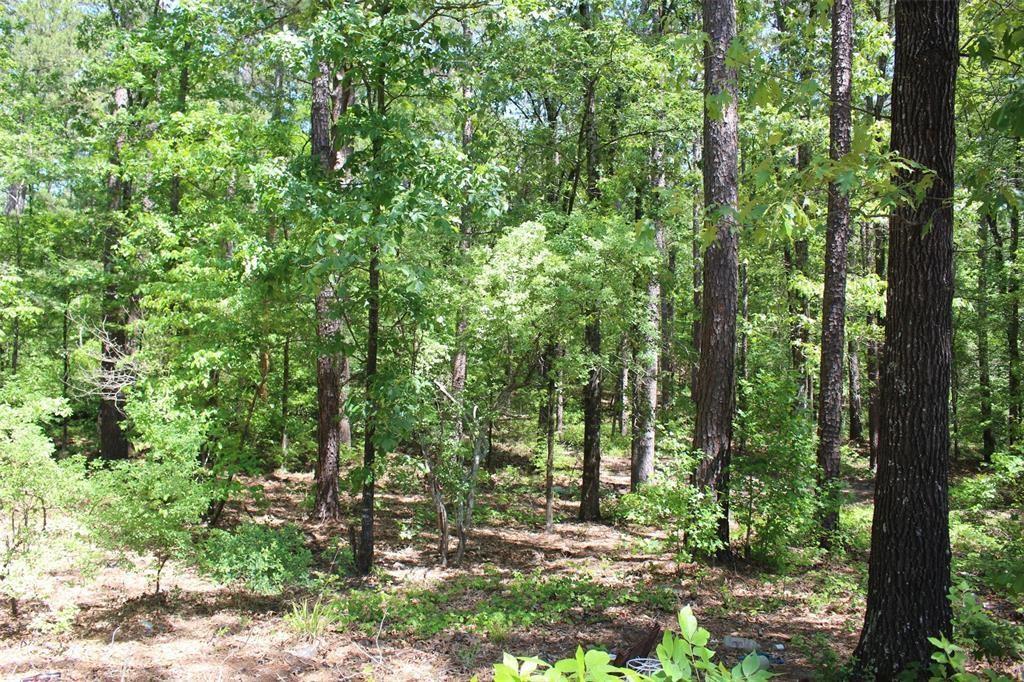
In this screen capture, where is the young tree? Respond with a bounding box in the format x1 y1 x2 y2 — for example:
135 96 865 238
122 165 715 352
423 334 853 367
815 0 853 542
854 0 958 675
693 0 739 555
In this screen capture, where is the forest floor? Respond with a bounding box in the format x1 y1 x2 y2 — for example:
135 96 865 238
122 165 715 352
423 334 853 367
0 435 1016 681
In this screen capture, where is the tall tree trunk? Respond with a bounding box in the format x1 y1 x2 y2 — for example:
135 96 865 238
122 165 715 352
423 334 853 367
661 245 677 411
281 335 290 456
632 159 664 490
580 319 602 520
867 221 886 470
693 0 739 557
99 86 133 461
815 0 853 543
853 0 957 674
848 338 863 442
977 217 995 463
1009 207 1021 443
311 60 342 521
355 71 387 576
690 183 702 403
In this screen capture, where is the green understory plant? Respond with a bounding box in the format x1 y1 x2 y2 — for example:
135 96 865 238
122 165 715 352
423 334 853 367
488 607 772 682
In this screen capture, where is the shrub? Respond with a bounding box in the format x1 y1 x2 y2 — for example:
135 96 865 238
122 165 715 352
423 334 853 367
83 386 213 590
0 394 82 606
732 371 818 566
608 427 724 560
950 582 1024 661
199 522 312 594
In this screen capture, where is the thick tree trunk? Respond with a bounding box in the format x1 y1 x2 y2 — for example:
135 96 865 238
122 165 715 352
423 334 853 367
693 0 739 557
977 217 995 463
580 318 602 521
853 0 957 674
815 0 853 543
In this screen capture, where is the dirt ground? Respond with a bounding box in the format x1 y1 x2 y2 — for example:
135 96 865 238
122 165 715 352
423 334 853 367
1 450 870 681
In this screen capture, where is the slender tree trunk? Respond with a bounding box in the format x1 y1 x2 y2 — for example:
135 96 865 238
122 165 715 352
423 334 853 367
854 0 957 673
544 360 556 531
661 244 677 412
815 0 853 543
311 61 342 521
867 221 886 470
357 243 380 575
693 0 739 557
1009 208 1021 443
580 319 602 520
977 217 995 463
281 336 290 456
848 338 863 442
690 164 702 404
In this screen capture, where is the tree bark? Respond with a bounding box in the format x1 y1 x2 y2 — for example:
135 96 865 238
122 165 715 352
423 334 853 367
815 0 853 543
310 60 342 521
693 0 739 557
848 338 863 442
977 216 995 463
580 318 602 521
853 0 957 674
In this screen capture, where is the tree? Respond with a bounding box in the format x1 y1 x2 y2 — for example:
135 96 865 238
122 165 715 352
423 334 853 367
310 57 343 522
693 0 739 555
853 0 958 675
815 0 853 542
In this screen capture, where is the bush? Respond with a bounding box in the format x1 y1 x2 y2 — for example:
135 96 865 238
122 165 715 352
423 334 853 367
83 386 213 590
0 394 82 605
608 426 723 560
199 523 312 594
950 582 1024 661
732 371 818 566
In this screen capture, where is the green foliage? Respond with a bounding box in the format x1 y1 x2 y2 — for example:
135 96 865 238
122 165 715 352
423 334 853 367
83 387 213 581
285 595 345 639
199 523 312 594
0 392 81 601
609 428 723 561
949 582 1024 661
927 636 1015 682
733 371 818 567
491 607 771 682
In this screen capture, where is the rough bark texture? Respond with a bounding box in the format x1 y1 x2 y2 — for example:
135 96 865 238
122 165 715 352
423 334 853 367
815 0 853 542
693 0 739 555
853 0 957 674
580 318 603 521
310 61 342 521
